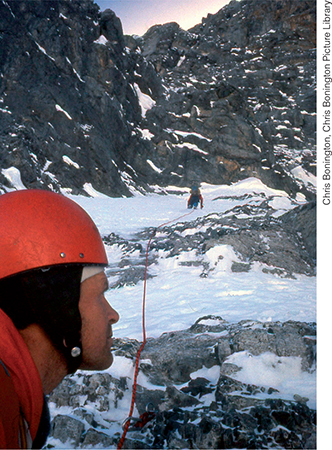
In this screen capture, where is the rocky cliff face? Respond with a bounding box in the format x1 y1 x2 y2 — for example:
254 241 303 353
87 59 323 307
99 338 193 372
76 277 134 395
0 0 156 196
135 0 316 198
0 0 316 200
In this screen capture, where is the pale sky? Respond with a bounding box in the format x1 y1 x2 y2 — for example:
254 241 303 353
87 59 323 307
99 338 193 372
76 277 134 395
95 0 231 36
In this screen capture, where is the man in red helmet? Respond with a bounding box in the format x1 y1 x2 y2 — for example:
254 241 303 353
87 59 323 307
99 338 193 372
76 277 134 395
0 190 119 449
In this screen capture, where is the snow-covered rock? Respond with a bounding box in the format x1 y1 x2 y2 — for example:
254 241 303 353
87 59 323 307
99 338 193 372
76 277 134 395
0 0 315 200
48 317 316 449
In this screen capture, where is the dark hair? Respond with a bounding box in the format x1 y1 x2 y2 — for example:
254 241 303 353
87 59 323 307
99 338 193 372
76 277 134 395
0 265 83 373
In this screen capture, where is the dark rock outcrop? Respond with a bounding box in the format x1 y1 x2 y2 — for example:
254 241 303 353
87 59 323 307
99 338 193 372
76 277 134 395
0 0 316 201
281 201 316 261
136 0 316 197
48 317 316 449
0 0 160 196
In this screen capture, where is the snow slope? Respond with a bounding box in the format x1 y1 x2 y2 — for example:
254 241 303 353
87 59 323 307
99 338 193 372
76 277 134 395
69 178 315 341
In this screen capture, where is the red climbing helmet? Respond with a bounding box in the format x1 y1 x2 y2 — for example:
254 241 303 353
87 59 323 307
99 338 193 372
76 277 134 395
0 189 108 280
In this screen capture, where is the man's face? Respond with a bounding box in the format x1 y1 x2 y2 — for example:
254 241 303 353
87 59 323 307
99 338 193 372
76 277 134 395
78 271 119 371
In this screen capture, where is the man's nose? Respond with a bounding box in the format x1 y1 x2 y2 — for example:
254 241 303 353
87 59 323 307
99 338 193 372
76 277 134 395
106 299 120 324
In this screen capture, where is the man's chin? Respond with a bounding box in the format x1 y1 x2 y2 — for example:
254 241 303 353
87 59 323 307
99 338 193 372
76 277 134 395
79 352 114 371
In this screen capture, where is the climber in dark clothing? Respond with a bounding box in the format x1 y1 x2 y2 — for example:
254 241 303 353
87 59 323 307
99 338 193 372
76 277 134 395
187 186 203 209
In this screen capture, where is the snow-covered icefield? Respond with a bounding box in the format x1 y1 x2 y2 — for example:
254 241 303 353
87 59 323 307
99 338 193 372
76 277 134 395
66 178 316 411
70 178 316 340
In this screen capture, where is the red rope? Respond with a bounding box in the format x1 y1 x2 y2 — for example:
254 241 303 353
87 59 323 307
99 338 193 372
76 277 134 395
117 210 194 449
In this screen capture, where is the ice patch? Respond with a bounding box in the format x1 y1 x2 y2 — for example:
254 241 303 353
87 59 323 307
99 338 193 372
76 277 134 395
291 165 317 187
133 83 156 118
140 129 154 140
175 142 208 155
190 365 220 384
204 244 240 273
224 351 316 409
147 159 162 173
168 129 212 142
93 35 108 45
55 104 72 120
83 183 109 198
62 155 80 169
35 41 55 61
1 167 26 190
269 195 295 213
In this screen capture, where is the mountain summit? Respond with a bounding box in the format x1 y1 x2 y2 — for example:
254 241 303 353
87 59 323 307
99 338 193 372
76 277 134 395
0 0 316 199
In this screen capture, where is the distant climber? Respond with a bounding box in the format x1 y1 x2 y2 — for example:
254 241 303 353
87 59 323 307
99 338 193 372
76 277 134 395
187 186 203 209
